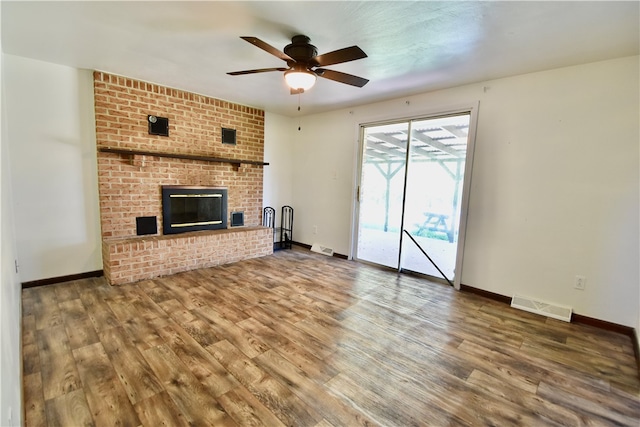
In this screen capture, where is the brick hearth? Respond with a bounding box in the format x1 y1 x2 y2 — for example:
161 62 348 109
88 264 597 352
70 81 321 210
93 72 273 285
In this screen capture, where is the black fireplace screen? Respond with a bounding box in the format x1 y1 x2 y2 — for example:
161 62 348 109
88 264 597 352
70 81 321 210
162 186 227 234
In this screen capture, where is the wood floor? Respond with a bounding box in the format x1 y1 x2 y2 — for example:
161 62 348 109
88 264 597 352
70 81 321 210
22 247 640 426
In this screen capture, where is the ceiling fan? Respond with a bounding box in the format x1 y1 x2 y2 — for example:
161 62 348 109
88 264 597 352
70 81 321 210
227 35 369 94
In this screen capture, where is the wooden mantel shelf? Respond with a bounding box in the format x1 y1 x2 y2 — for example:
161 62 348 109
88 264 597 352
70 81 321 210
98 147 269 166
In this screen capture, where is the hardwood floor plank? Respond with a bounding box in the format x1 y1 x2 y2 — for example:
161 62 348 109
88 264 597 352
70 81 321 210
179 317 223 347
36 325 82 400
542 374 640 419
244 304 334 360
44 388 94 427
552 319 636 356
22 289 37 318
123 287 167 320
537 381 640 426
185 278 251 324
189 286 248 323
64 317 101 350
218 385 287 427
328 339 474 424
256 349 378 427
79 282 120 332
98 326 164 404
22 314 37 346
53 280 80 302
237 316 339 384
197 282 254 312
119 310 165 351
33 287 63 330
105 297 138 324
611 380 640 399
153 274 208 310
453 342 539 394
58 298 86 322
143 344 238 426
337 311 475 382
457 334 612 393
140 282 174 305
226 281 282 307
466 369 580 426
326 372 462 426
157 298 196 324
59 298 101 350
134 391 189 427
155 322 239 397
260 297 310 323
23 342 41 376
208 339 322 426
23 373 47 427
476 305 573 344
72 342 140 426
194 306 269 359
521 337 639 384
293 316 341 351
565 334 637 363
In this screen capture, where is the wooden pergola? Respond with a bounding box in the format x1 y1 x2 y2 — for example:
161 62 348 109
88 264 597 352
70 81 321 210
363 121 469 238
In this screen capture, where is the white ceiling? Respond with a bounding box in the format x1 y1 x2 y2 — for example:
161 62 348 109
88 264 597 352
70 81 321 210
2 1 638 117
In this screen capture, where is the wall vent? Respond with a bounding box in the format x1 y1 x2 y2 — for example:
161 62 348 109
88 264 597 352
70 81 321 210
511 294 572 322
310 243 334 257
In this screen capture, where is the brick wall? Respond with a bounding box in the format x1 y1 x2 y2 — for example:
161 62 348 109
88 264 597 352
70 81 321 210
94 71 265 238
93 71 272 284
103 227 273 285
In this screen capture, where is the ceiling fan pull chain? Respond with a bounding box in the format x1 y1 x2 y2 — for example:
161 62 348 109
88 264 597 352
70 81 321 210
297 95 302 131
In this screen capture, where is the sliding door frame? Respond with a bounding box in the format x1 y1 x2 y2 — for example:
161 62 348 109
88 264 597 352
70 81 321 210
351 102 480 290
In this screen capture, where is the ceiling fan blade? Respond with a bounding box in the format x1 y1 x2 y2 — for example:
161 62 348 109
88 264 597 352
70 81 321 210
313 46 367 67
315 68 369 87
227 67 287 76
240 36 294 62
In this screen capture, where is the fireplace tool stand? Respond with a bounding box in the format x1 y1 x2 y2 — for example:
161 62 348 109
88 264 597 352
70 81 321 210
263 206 294 250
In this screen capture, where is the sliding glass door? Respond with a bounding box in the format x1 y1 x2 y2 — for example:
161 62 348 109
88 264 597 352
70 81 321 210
355 112 474 286
356 122 408 268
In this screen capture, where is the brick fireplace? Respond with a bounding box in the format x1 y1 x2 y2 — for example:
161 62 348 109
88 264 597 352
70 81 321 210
93 72 273 285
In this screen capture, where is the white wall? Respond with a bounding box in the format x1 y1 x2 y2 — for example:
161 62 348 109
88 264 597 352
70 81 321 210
4 55 102 282
287 56 639 327
1 51 23 425
291 110 360 253
263 111 294 214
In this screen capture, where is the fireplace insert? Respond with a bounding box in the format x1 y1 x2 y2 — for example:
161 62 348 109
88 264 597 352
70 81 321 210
162 186 227 234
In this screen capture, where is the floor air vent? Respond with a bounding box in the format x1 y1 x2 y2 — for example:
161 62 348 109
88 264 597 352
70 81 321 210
310 243 334 257
511 294 572 322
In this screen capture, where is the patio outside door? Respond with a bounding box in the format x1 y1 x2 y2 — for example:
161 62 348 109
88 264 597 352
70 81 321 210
355 112 473 285
355 121 409 269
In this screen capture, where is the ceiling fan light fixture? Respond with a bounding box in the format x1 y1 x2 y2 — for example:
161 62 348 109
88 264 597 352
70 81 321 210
284 69 316 91
229 35 368 92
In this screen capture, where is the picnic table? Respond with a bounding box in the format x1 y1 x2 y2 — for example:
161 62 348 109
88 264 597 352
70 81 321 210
415 212 453 242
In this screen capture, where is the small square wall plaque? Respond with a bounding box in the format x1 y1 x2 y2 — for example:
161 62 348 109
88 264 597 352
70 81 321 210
230 211 244 227
136 216 158 235
148 115 169 136
222 127 236 145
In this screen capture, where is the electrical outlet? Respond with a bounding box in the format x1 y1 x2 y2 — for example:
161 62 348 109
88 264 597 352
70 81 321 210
313 225 318 235
574 275 586 290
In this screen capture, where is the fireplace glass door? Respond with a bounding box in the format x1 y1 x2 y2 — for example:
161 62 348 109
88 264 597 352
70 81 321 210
162 186 228 234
